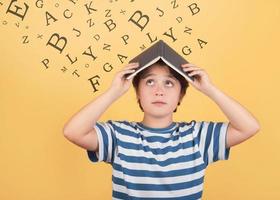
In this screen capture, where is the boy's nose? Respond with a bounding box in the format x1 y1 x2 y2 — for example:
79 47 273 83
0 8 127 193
156 92 164 96
155 85 164 96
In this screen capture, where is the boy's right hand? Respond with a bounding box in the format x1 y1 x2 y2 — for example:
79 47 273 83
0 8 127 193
108 62 139 97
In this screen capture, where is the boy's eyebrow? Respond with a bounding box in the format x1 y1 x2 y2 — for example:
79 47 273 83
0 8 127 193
142 73 177 80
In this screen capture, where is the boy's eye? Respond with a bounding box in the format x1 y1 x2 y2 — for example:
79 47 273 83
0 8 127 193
146 79 154 86
165 80 174 87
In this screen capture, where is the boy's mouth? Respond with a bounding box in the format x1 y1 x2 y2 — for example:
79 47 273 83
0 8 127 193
152 101 167 105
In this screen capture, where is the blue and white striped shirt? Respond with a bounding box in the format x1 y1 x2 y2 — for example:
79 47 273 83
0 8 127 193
87 120 230 199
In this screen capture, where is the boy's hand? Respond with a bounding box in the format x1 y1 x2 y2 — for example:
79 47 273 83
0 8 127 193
181 63 216 95
108 62 139 97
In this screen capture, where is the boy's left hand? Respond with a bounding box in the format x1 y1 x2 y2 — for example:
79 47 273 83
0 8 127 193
181 63 215 95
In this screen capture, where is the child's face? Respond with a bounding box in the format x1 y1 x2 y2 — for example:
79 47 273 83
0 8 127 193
137 64 182 117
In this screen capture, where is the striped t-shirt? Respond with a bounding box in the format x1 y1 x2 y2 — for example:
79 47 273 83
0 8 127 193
86 120 230 199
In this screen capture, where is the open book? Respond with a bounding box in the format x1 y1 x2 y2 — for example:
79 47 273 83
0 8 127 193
125 40 194 82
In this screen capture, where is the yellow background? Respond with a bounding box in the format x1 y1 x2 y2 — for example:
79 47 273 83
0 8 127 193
1 0 279 199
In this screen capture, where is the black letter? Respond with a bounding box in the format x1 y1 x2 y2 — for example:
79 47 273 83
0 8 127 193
88 75 100 93
104 19 116 32
63 9 73 19
184 26 192 35
103 63 113 72
156 7 164 17
6 0 29 21
121 35 129 45
146 32 157 43
35 0 43 8
176 17 182 23
66 54 77 64
103 43 111 51
197 38 207 49
42 58 49 69
84 1 97 15
117 54 128 64
163 27 177 42
46 33 67 54
72 28 81 37
188 3 200 16
46 11 58 26
182 45 192 56
82 46 97 61
128 10 149 31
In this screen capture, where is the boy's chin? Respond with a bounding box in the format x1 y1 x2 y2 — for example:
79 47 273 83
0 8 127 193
143 110 174 118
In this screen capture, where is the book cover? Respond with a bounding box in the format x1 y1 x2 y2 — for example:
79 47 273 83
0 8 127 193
126 40 194 82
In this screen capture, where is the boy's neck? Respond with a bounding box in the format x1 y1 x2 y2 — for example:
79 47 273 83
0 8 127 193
141 115 173 129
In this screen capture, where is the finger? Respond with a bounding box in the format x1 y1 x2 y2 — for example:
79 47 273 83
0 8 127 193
121 68 136 73
124 63 139 69
183 66 201 70
126 62 139 67
181 64 199 68
181 63 196 67
188 70 203 76
118 64 138 74
183 67 203 72
122 66 138 73
118 68 136 76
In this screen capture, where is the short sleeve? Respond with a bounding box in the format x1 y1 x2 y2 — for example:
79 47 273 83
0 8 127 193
86 120 117 164
192 121 230 166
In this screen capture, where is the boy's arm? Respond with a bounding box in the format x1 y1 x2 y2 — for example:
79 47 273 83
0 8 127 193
63 89 120 151
63 63 139 151
204 85 260 148
182 63 260 148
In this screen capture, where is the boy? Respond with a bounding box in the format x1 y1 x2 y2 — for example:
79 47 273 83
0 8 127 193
63 60 260 199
